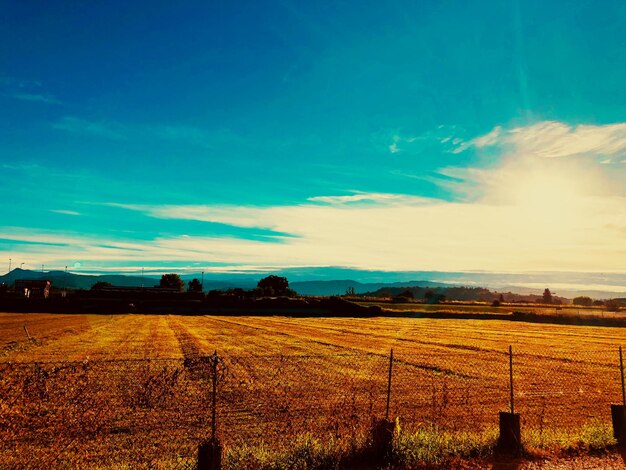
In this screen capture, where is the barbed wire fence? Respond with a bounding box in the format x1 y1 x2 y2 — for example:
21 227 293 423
1 345 625 469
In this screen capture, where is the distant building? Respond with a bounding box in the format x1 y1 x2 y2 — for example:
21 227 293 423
15 280 51 299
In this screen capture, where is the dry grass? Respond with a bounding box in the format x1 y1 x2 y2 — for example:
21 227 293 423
358 300 623 319
1 312 626 468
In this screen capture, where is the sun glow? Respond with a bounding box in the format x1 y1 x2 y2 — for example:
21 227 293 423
513 172 582 210
480 157 605 227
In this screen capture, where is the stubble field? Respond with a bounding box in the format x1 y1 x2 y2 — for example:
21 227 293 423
3 312 625 361
2 312 626 468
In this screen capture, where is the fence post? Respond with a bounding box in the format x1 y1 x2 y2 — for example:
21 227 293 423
198 351 222 470
211 350 218 441
611 346 626 445
386 348 393 420
370 348 396 465
497 345 521 454
509 344 514 414
619 346 626 406
23 324 32 341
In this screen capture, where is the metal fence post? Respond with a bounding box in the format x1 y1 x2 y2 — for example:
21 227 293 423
385 348 393 420
509 345 514 414
23 324 32 341
370 348 396 466
198 351 222 470
619 346 626 406
211 351 218 441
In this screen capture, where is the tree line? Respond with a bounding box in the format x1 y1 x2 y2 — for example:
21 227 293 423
92 273 296 298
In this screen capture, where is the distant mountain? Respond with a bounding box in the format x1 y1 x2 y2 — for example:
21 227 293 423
0 269 258 292
290 280 453 296
1 268 623 300
0 270 450 295
0 268 159 290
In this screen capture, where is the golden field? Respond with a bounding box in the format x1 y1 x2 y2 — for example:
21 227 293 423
2 312 626 468
3 312 626 361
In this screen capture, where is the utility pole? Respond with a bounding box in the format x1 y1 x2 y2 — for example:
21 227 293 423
201 271 204 292
141 267 144 288
20 263 24 269
41 264 44 274
8 258 11 273
64 266 68 297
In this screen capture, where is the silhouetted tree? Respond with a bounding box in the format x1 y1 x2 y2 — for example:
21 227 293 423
159 273 185 292
542 288 553 304
345 286 356 296
573 296 593 307
91 281 113 290
606 299 621 312
207 289 223 300
188 278 202 293
257 275 291 296
398 289 414 299
424 289 445 304
229 288 246 300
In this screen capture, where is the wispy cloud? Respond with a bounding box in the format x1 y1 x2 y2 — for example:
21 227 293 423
94 180 626 274
52 116 127 140
0 76 42 88
4 187 626 274
449 126 501 154
439 120 626 204
9 92 61 105
307 192 427 204
51 115 241 148
6 120 626 275
1 163 42 171
1 77 61 104
50 209 81 216
471 126 502 148
386 130 441 155
453 121 626 159
150 125 239 148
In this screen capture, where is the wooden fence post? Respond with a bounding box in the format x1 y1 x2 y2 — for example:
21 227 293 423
611 346 626 445
370 417 396 465
198 438 222 470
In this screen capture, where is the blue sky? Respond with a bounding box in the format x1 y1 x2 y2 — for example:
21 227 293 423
1 0 626 279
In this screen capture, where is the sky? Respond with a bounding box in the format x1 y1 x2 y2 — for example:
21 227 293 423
1 0 625 280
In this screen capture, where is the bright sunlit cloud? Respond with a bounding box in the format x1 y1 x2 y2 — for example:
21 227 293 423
2 1 625 285
3 120 626 275
458 121 626 160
